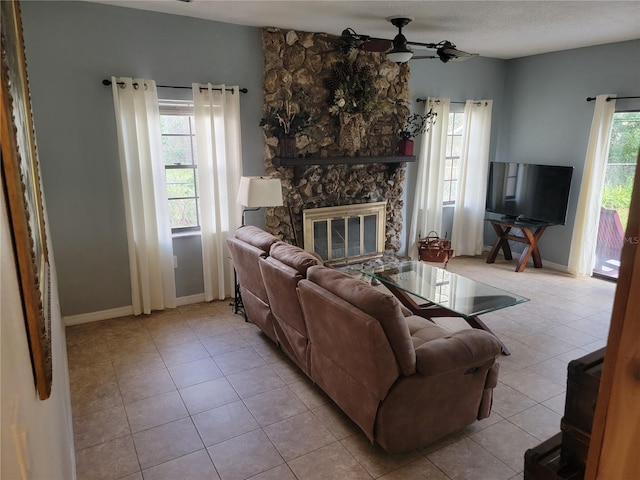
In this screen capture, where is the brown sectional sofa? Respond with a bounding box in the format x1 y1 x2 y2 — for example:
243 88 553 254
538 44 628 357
227 225 502 453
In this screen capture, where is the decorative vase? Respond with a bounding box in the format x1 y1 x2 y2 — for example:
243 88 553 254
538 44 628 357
397 138 414 156
279 135 297 158
339 112 366 156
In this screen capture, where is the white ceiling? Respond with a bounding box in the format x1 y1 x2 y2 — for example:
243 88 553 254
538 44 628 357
84 0 640 59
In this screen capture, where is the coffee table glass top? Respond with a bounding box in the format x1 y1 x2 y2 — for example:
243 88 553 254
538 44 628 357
362 261 529 318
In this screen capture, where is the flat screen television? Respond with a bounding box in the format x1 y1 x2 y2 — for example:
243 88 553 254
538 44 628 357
485 162 574 225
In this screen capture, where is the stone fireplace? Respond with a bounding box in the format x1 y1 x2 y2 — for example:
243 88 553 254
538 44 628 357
261 28 411 253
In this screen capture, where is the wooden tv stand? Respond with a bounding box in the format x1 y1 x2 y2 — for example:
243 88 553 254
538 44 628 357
486 218 555 272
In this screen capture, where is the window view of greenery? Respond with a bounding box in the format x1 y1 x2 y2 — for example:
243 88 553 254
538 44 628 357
443 111 463 204
603 111 640 229
160 113 200 231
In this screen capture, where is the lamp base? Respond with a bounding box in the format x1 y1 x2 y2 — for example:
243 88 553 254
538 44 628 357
232 269 247 321
241 206 261 226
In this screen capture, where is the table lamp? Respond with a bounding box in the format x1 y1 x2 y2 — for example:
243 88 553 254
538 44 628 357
237 176 283 225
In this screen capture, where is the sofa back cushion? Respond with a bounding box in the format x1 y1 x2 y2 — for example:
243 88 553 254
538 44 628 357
298 276 400 436
227 237 269 303
226 226 279 303
226 231 278 341
269 241 321 274
235 225 279 252
306 266 416 376
259 243 320 374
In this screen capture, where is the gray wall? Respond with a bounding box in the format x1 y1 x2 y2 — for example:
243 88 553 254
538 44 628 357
21 1 264 315
406 41 640 267
406 56 508 252
496 40 640 266
21 1 640 316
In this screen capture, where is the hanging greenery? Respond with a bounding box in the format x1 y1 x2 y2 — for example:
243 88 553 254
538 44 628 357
259 102 311 138
397 109 438 139
325 61 383 121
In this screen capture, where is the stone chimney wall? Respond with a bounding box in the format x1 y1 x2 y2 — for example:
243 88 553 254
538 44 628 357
261 28 410 252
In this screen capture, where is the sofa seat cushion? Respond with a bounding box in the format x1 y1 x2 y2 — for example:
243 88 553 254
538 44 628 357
269 241 321 275
235 225 279 252
405 316 452 349
306 266 416 376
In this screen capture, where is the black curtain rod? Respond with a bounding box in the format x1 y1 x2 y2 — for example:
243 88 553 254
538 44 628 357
416 98 482 105
586 95 639 102
102 79 248 94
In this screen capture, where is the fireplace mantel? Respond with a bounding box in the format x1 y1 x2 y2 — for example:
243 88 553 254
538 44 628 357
272 155 416 168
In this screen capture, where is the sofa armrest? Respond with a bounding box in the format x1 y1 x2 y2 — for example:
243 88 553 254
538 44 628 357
414 329 501 376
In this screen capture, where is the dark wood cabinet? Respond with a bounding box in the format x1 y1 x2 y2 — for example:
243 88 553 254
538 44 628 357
525 348 605 479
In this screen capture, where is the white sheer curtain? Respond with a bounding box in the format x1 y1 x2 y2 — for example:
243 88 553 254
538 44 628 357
408 98 450 259
193 84 243 301
568 94 617 276
451 100 493 256
111 77 176 315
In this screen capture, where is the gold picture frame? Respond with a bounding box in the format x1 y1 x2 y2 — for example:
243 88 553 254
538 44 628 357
1 0 52 400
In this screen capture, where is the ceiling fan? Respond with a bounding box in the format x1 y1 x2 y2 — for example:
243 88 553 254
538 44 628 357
385 16 478 63
319 17 478 64
384 17 478 63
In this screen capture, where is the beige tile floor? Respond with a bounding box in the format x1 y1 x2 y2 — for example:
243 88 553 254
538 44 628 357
67 256 615 480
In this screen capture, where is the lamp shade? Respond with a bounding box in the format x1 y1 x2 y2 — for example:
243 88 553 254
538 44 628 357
237 176 283 207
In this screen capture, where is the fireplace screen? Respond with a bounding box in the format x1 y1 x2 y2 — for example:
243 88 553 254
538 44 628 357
303 202 386 264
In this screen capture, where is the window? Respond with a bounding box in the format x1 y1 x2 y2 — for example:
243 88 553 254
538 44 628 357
593 110 639 280
603 111 639 230
443 111 464 204
159 101 200 232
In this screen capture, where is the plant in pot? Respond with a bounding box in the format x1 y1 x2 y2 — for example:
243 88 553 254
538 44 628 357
259 103 311 158
396 108 437 155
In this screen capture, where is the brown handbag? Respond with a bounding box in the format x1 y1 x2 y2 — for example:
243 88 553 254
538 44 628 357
417 231 453 264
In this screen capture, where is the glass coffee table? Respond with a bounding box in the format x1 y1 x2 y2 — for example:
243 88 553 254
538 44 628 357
362 261 529 355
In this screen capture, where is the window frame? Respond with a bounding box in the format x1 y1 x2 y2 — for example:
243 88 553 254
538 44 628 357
443 109 464 206
159 100 201 234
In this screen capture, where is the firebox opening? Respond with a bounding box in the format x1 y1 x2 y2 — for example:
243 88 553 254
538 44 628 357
303 201 387 265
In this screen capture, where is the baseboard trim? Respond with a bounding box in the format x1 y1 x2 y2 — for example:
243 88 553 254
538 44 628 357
176 293 206 306
482 245 569 273
63 306 134 326
63 293 207 326
541 259 569 273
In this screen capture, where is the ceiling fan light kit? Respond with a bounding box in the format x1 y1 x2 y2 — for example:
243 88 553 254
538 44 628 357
386 16 414 63
386 48 413 63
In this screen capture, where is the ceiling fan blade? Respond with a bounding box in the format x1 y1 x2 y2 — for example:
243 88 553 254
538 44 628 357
437 43 478 63
406 40 478 59
361 38 393 52
317 34 344 45
317 32 359 54
446 50 479 62
411 55 438 60
406 40 440 49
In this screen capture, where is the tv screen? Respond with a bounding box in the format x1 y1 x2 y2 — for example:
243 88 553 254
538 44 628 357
486 162 573 225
